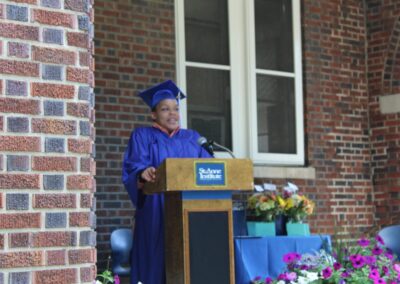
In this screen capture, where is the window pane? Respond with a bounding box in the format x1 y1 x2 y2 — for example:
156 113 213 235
256 74 296 153
254 0 293 72
185 0 229 65
187 67 232 149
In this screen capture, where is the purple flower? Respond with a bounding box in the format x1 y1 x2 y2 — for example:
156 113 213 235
277 274 286 280
114 275 120 284
374 278 386 284
385 250 394 260
364 255 377 265
322 267 333 279
341 271 351 278
358 237 370 247
372 246 383 255
352 257 365 269
382 266 389 275
334 262 342 270
376 235 385 245
369 268 380 280
253 276 261 281
350 254 362 262
265 277 273 284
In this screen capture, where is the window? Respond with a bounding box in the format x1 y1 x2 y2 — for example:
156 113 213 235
176 0 304 165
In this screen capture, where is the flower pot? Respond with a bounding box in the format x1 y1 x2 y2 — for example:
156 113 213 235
286 222 310 236
247 221 276 237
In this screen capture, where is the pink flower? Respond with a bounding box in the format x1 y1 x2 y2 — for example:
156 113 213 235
374 278 386 284
393 263 400 273
333 262 342 270
352 257 365 269
364 255 377 265
114 275 120 284
322 267 333 279
369 268 380 280
376 235 385 245
282 252 300 263
286 272 297 281
358 237 370 247
382 266 390 276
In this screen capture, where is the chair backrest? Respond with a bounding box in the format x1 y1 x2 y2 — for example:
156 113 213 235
110 228 133 276
379 225 400 258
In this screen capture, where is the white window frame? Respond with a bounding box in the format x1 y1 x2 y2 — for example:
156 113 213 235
175 0 304 165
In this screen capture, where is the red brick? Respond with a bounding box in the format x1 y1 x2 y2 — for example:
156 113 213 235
0 59 39 77
0 174 40 189
0 192 2 208
68 139 91 154
33 194 76 208
32 156 77 172
0 98 40 114
32 232 75 247
68 249 95 264
0 23 39 41
46 250 66 266
65 0 87 12
0 251 43 269
0 136 41 152
9 233 29 248
0 213 41 229
69 212 90 227
0 4 4 19
8 0 37 4
33 269 77 284
31 83 75 99
0 79 3 95
67 102 89 118
32 9 74 28
67 32 89 48
32 46 76 65
67 67 90 83
32 118 76 135
79 51 90 67
0 234 3 250
0 116 3 131
80 193 92 208
80 266 96 283
67 175 92 189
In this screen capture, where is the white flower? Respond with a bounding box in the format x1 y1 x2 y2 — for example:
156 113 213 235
263 183 277 191
284 182 298 193
94 281 102 284
277 281 286 284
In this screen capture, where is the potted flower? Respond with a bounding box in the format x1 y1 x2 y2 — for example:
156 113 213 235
247 187 280 236
251 233 400 284
281 183 315 236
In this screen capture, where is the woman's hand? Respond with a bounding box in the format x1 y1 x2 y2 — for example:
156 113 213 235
141 167 156 182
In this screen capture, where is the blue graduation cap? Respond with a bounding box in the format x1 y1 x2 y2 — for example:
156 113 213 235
138 80 186 110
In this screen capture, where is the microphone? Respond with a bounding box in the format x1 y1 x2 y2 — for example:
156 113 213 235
197 136 214 156
197 137 236 158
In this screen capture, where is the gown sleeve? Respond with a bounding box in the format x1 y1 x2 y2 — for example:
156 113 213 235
122 128 152 208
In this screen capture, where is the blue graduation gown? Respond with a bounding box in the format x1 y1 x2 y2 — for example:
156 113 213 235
122 127 211 284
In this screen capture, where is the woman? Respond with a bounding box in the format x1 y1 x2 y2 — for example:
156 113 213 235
122 80 212 284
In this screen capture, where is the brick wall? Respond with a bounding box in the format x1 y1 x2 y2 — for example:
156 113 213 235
366 0 400 225
0 0 96 282
92 0 400 271
94 0 175 268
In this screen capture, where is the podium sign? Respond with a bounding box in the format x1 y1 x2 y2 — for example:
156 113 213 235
144 158 253 284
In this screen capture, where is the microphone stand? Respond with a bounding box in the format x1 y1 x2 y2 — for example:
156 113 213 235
210 140 236 158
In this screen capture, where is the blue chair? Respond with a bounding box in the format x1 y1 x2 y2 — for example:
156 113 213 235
379 225 400 259
111 228 133 276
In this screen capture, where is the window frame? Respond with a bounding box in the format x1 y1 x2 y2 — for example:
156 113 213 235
175 0 304 165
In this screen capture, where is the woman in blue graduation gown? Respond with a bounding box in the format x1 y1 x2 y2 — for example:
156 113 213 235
122 80 212 284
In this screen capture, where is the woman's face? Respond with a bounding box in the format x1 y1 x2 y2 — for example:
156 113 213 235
151 99 180 133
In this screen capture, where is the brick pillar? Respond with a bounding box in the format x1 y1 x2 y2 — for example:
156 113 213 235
94 0 175 268
0 0 96 282
366 1 400 226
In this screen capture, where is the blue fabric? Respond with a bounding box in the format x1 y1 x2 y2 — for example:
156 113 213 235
234 235 331 283
122 126 211 284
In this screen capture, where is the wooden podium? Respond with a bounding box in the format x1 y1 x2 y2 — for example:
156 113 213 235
143 158 253 284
